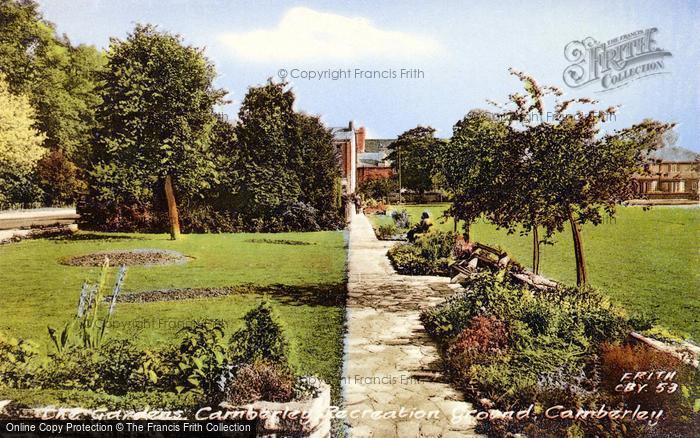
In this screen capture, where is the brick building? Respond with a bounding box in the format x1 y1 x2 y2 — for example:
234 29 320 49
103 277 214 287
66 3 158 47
332 122 395 194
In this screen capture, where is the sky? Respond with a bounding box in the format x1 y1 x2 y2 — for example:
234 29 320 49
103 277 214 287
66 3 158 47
37 0 700 150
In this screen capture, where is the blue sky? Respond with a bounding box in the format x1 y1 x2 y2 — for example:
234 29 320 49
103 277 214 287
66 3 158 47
38 0 699 150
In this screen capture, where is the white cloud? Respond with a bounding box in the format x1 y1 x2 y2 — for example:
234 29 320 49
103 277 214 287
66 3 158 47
218 7 442 62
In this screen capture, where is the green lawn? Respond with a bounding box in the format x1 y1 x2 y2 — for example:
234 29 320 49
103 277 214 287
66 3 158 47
0 231 347 394
371 204 700 341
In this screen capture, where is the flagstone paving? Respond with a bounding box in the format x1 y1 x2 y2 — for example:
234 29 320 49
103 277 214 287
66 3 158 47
343 213 480 437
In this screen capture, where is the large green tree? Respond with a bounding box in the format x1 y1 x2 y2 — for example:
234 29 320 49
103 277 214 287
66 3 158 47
233 81 341 227
438 111 508 241
0 74 46 207
86 24 225 237
387 126 442 201
294 112 341 217
234 81 301 219
0 0 104 203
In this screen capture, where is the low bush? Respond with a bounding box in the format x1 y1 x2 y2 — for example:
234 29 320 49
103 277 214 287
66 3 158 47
229 300 289 366
224 360 296 405
423 270 700 435
0 333 41 389
376 223 399 240
423 272 630 403
391 209 410 228
174 319 230 397
421 271 526 339
274 201 321 232
0 300 303 410
387 230 456 276
415 231 456 260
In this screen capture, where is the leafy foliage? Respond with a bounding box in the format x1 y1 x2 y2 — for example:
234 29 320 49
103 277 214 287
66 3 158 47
233 81 341 228
421 271 634 409
387 230 455 276
224 359 296 405
0 74 46 208
391 209 410 228
0 332 40 389
229 300 289 366
81 24 225 231
0 0 104 203
439 69 674 285
358 176 396 201
387 126 443 196
376 223 399 240
36 148 86 206
174 319 229 396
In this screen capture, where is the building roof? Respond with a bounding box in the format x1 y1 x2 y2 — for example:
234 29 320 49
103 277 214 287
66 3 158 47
358 151 390 168
364 139 394 153
648 146 700 162
331 127 353 141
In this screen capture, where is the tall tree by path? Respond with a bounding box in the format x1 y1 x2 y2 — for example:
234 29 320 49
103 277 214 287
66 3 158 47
87 24 225 238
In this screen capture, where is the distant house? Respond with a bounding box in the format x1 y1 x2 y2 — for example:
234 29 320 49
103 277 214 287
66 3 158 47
632 146 700 202
332 122 395 194
358 139 395 184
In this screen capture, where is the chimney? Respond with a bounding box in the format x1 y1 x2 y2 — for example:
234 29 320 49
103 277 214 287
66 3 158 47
355 126 366 154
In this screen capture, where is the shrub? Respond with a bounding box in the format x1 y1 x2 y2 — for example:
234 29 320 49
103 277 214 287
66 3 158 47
224 360 296 405
229 301 289 366
97 338 142 394
423 271 642 411
421 272 526 339
387 230 456 276
391 209 410 228
174 319 230 396
445 316 510 386
388 243 435 275
447 316 509 357
130 347 179 391
376 223 398 240
415 231 456 260
0 333 40 389
358 177 395 202
274 201 320 232
37 347 102 391
36 149 86 206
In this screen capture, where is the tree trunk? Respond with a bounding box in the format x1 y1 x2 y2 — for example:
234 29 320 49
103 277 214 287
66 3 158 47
164 175 181 240
532 226 540 275
463 221 471 242
567 208 588 287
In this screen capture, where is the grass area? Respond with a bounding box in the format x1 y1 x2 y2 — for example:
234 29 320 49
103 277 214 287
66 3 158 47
0 231 347 396
371 204 700 341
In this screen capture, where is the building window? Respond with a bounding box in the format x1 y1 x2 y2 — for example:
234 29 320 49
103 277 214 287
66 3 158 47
670 163 678 172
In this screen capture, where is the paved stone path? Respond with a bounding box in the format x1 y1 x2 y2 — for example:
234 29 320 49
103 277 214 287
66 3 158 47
343 213 479 437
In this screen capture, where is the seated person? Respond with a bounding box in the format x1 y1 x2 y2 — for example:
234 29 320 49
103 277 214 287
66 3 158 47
407 211 433 242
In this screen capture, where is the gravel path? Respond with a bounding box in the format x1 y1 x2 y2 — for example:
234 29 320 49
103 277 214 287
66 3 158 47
343 213 480 437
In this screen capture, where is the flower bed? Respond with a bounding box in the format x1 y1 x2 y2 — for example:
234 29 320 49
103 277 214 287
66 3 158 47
61 248 190 266
421 271 700 436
